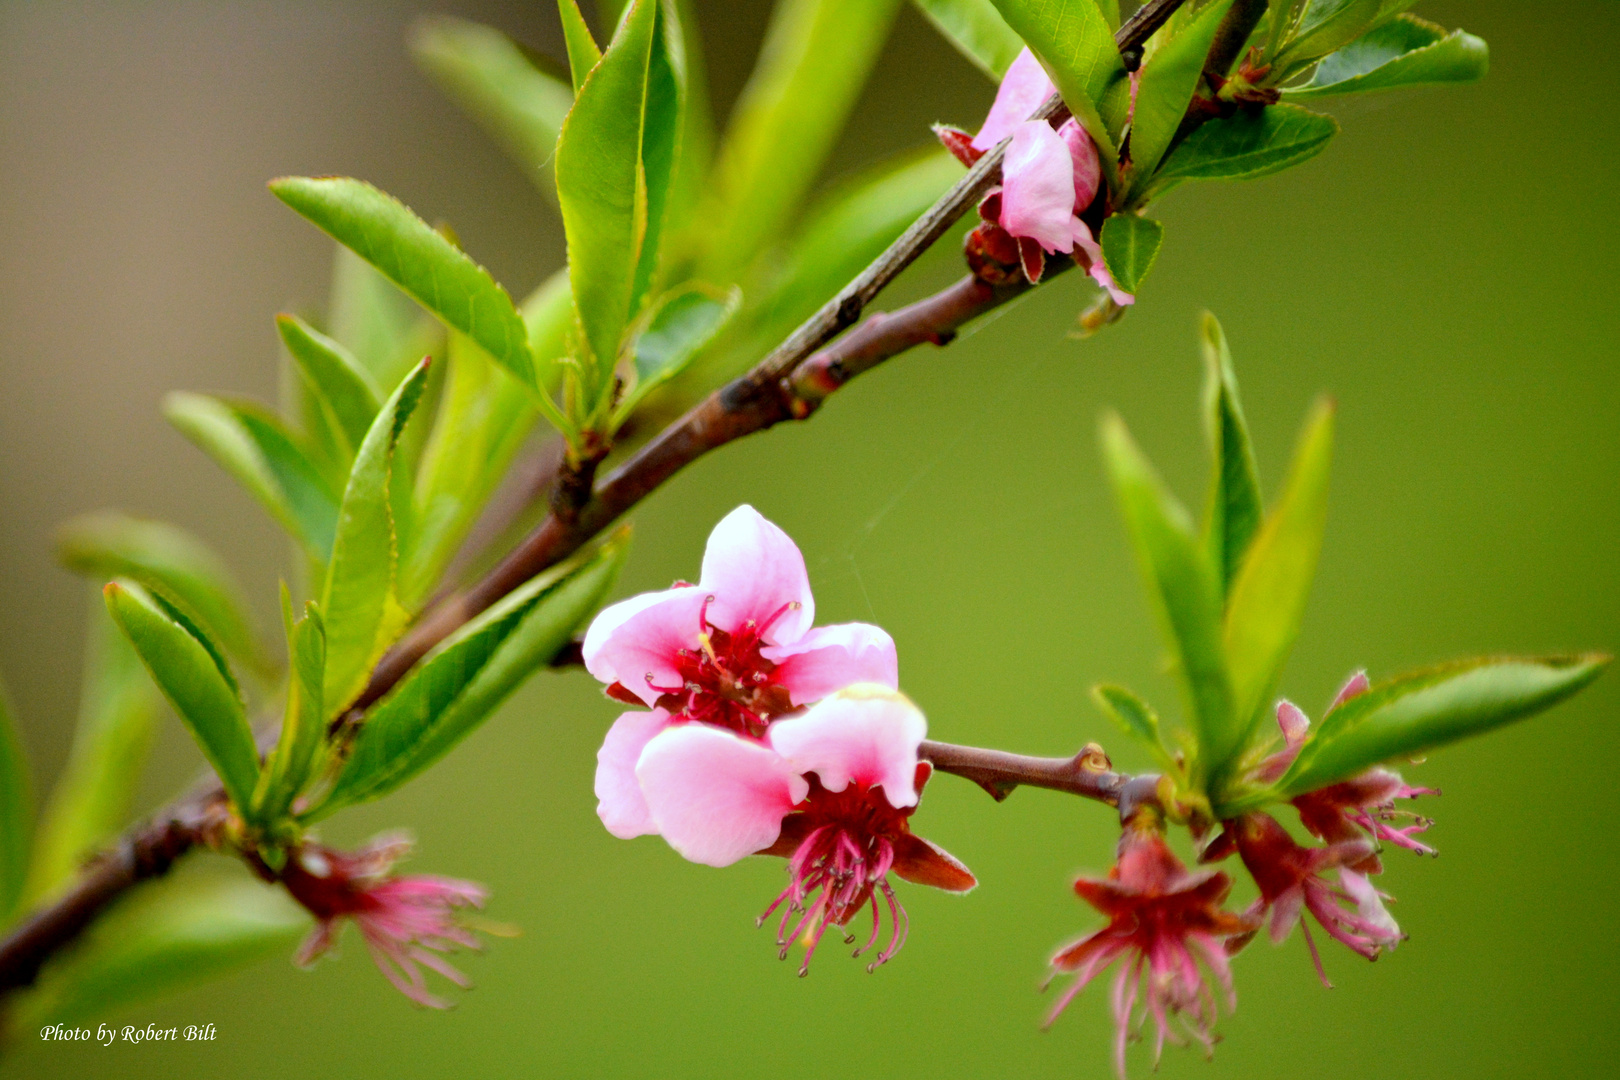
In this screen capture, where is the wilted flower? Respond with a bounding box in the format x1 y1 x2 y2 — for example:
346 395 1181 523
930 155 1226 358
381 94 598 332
1252 673 1440 872
585 505 897 839
630 685 974 973
1047 820 1256 1079
1229 811 1404 985
937 48 1129 302
1294 769 1438 868
1281 672 1440 867
281 832 487 1008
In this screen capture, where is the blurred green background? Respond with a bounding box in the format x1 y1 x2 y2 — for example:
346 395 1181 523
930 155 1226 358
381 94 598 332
1 1 1615 1077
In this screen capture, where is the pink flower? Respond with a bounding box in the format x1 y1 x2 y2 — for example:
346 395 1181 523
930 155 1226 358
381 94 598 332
1001 121 1095 256
281 832 487 1008
938 48 1130 302
585 505 898 839
1252 672 1440 870
1229 812 1405 986
631 685 975 973
1047 825 1257 1079
1293 768 1439 869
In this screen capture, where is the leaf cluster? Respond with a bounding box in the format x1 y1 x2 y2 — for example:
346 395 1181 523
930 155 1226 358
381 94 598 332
1096 316 1605 820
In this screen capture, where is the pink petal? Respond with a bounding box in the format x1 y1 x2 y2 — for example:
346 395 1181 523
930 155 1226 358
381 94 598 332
1276 700 1311 749
698 505 813 645
768 685 927 808
1328 669 1371 713
973 48 1055 151
594 708 675 839
635 725 807 867
1058 118 1100 210
760 622 898 705
1000 121 1087 255
1339 869 1401 943
294 920 338 968
582 586 706 705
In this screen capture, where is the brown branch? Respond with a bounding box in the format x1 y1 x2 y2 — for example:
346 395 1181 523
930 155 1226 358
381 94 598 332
920 739 1130 803
0 1 1191 1000
0 795 229 997
919 739 1166 829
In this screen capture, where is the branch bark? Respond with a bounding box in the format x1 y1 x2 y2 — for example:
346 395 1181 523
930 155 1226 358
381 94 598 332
0 0 1192 1000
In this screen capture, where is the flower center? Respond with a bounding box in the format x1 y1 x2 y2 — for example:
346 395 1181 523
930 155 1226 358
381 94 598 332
651 597 798 737
756 780 911 975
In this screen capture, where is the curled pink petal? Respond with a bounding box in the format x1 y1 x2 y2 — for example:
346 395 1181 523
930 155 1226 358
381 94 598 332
636 724 807 867
1058 118 1100 209
972 47 1055 152
1088 260 1135 306
1339 869 1402 946
760 622 898 705
1000 121 1086 255
582 587 706 706
1328 669 1371 712
768 685 926 809
1277 700 1311 748
595 708 675 839
698 505 814 644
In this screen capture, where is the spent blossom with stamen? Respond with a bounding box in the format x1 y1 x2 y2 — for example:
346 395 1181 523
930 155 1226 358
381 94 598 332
584 505 897 840
1229 811 1404 986
630 684 974 974
1047 815 1257 1079
280 832 487 1009
1282 673 1441 867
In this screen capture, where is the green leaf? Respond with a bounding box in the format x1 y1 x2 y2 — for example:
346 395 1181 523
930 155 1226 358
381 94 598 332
406 334 539 608
1128 0 1235 195
252 597 325 826
913 0 1024 79
163 392 339 561
0 677 30 922
401 269 572 604
410 16 575 204
25 600 160 908
697 0 904 284
1283 15 1488 100
1100 214 1165 295
327 245 437 391
270 177 535 392
989 0 1125 174
57 511 270 677
1276 0 1383 73
1280 655 1609 796
12 873 307 1029
1092 684 1176 770
105 581 259 812
558 1 602 93
634 0 688 311
276 313 382 460
554 0 659 396
321 361 430 715
315 532 628 816
1222 398 1334 760
1101 414 1237 780
616 284 740 424
1153 104 1338 188
1198 314 1262 595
